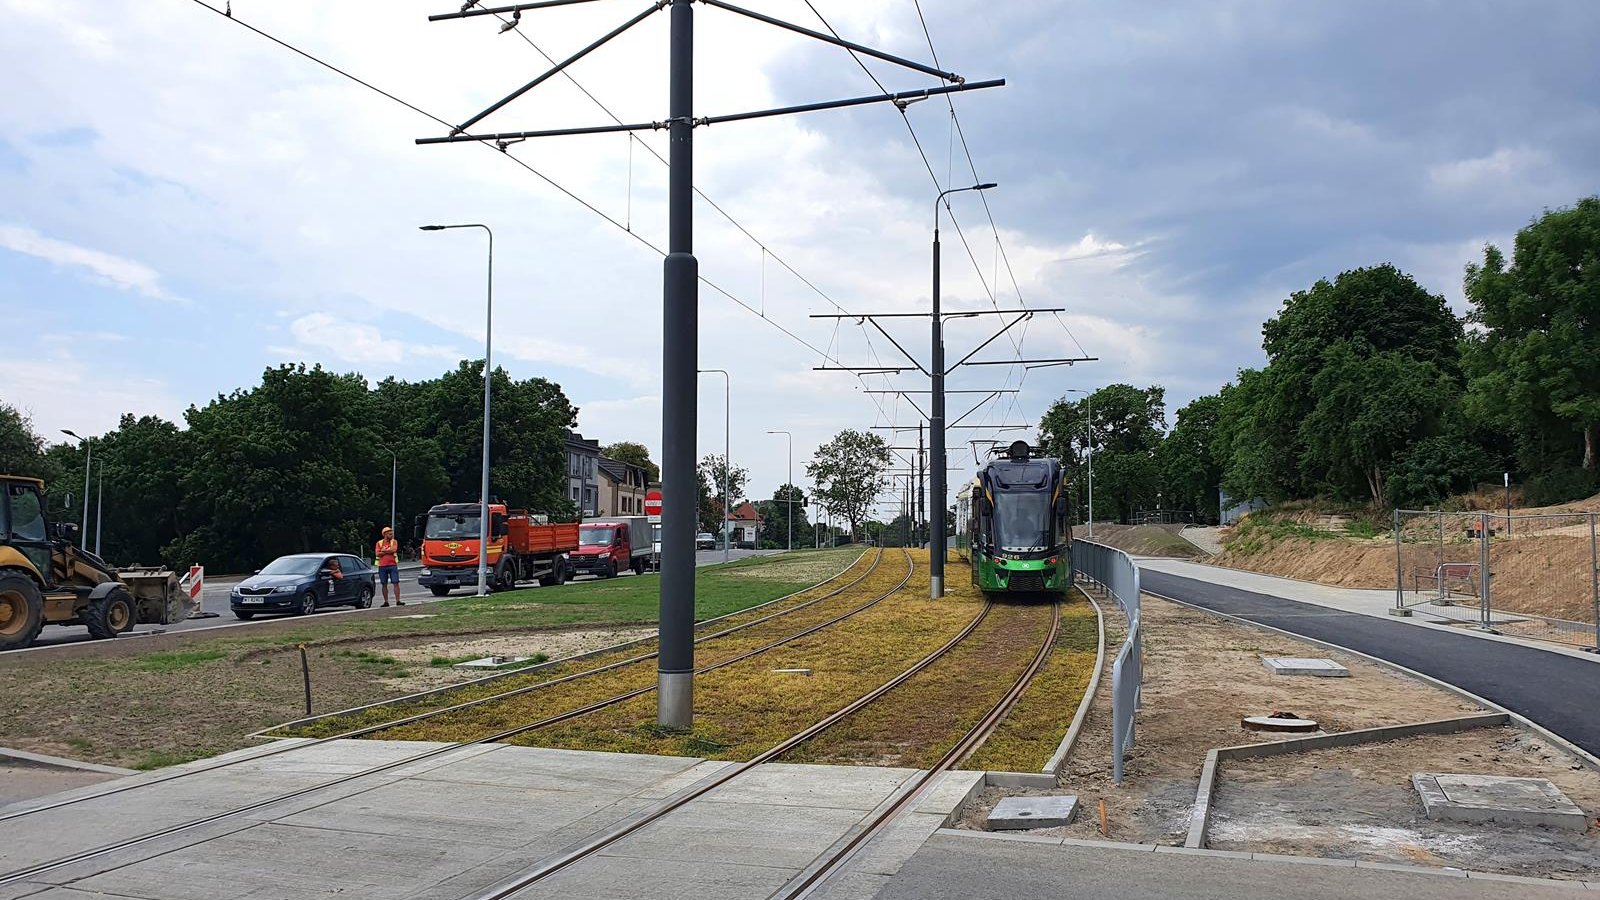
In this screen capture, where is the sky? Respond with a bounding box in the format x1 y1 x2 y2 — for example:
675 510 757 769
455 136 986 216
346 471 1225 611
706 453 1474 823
2 0 1598 521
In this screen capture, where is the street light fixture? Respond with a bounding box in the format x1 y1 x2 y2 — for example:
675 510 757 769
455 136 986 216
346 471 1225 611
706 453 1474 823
766 430 793 551
378 443 398 537
421 223 495 597
699 369 730 564
929 182 997 598
61 429 91 548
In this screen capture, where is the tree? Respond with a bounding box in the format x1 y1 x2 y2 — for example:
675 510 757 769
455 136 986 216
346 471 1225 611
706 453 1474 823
1039 384 1166 523
757 484 809 549
806 429 891 539
0 399 59 483
602 441 659 483
1465 197 1600 471
1157 394 1223 522
698 454 748 522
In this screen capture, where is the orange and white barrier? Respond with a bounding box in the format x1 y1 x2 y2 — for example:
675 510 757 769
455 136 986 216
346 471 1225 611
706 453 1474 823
183 565 217 619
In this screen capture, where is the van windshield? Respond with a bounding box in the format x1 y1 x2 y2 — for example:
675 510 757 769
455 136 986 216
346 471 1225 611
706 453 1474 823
579 526 616 546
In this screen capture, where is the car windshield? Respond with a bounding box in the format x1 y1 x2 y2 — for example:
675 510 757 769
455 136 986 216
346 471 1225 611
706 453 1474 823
579 526 615 546
993 491 1051 551
426 514 481 540
259 557 322 576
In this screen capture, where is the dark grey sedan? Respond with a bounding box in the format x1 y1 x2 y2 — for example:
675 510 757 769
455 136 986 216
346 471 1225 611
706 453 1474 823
229 553 377 619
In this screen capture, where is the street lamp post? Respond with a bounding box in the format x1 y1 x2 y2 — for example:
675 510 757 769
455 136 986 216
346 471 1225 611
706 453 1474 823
379 444 398 536
1066 389 1095 539
930 182 997 598
767 430 793 551
94 464 103 557
61 430 91 547
420 223 494 597
700 369 730 564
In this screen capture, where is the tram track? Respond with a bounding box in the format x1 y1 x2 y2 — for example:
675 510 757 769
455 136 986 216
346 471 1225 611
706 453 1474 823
461 595 1061 900
0 548 880 825
0 549 915 890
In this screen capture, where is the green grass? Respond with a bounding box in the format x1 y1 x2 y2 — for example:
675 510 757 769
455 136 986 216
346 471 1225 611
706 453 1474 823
133 749 210 771
131 649 228 672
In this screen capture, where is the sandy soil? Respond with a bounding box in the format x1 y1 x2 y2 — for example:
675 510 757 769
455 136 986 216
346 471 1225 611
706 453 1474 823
954 593 1481 845
373 628 655 691
1211 728 1600 879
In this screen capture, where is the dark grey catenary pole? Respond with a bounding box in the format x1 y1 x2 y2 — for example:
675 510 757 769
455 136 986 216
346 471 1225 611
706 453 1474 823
419 223 494 597
658 0 697 730
930 183 996 598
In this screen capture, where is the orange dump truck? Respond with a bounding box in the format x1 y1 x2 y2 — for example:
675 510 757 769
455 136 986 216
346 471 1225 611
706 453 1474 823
415 501 579 596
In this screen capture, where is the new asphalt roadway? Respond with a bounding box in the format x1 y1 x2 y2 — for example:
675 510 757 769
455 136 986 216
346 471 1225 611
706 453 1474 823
1140 567 1600 758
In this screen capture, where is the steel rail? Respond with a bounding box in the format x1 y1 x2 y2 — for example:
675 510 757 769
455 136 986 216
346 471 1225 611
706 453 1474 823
775 599 1062 900
0 551 915 888
465 554 982 900
0 548 880 823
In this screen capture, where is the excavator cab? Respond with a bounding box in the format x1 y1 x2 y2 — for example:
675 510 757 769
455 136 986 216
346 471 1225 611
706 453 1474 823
0 475 189 651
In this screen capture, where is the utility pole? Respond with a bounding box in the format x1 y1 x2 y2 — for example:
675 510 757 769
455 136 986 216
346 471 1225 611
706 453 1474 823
917 424 926 548
421 0 1004 728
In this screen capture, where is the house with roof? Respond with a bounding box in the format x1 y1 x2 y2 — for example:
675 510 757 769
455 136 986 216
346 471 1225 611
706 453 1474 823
565 431 601 516
726 500 761 548
596 456 649 516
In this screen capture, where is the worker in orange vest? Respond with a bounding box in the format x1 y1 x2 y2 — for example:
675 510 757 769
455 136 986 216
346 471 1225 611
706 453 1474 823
375 526 404 607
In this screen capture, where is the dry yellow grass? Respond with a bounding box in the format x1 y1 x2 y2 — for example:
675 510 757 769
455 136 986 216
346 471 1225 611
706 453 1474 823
503 551 991 759
278 548 875 740
376 549 912 744
961 597 1098 772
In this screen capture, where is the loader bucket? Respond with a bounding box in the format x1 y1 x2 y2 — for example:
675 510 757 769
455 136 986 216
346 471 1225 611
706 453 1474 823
119 569 193 625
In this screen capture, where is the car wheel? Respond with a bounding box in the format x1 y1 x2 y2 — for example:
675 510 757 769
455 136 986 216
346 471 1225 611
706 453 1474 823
298 591 317 616
355 585 374 609
234 611 255 621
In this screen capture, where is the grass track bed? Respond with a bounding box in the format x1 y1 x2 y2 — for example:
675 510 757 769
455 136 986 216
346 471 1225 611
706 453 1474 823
499 551 987 759
960 596 1098 772
782 584 1056 770
361 549 900 743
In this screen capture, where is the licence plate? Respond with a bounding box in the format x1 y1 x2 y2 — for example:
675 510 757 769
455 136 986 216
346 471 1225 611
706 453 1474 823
445 576 460 584
242 598 265 605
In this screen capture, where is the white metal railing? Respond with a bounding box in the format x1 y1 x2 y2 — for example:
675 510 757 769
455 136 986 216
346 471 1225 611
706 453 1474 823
1073 537 1142 783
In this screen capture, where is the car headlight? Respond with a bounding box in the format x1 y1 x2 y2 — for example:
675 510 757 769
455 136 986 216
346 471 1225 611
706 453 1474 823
420 568 431 576
273 585 297 593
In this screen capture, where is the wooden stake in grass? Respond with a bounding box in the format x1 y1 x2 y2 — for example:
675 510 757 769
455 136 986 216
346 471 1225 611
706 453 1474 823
298 644 312 715
1098 798 1109 837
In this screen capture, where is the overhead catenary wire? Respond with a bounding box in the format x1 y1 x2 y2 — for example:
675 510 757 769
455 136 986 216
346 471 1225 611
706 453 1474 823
184 0 917 435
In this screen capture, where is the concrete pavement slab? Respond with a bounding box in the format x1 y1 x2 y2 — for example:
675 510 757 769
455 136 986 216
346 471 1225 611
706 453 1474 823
881 833 1587 899
507 854 799 900
630 758 737 799
411 745 701 794
697 763 919 810
909 770 984 818
987 794 1079 829
599 799 868 869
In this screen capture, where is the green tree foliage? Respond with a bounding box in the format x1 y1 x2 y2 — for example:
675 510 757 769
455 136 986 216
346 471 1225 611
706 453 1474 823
698 454 748 529
756 484 809 549
1039 384 1166 524
1465 197 1600 471
1157 394 1223 521
806 429 891 539
0 400 60 483
602 441 659 483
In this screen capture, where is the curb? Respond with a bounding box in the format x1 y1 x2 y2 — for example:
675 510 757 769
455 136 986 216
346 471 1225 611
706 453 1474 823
1145 588 1600 775
0 747 136 777
1183 713 1510 849
1043 585 1107 775
932 828 1598 889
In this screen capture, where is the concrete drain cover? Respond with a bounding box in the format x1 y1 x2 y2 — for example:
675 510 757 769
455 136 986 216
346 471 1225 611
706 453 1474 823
1241 714 1319 733
454 655 536 670
1413 773 1588 831
1261 656 1349 677
987 795 1079 830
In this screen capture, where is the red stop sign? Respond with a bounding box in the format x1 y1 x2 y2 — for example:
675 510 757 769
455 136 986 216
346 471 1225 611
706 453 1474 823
645 489 663 516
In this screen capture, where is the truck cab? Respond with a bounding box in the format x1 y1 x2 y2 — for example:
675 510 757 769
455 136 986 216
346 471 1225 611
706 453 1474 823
416 502 579 596
569 517 649 579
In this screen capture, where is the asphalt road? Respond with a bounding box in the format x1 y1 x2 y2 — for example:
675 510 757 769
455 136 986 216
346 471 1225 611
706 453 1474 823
20 549 779 651
1142 568 1600 758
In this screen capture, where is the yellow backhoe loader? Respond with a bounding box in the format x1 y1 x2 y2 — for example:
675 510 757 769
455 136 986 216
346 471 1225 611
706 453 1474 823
0 475 192 652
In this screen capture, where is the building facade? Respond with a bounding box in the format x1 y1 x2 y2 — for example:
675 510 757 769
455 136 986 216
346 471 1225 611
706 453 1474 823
565 431 601 517
596 457 649 517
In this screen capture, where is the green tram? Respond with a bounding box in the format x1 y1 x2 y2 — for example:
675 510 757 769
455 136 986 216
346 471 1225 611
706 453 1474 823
959 441 1072 596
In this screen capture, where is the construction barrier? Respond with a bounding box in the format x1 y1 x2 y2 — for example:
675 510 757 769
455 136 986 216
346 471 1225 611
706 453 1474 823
183 564 217 618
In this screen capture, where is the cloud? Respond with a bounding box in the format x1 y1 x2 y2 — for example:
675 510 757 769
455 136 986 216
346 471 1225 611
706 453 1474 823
285 313 460 366
0 223 180 302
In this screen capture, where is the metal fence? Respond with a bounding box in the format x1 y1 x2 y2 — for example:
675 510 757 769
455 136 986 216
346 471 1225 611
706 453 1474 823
1073 537 1142 783
1394 509 1600 650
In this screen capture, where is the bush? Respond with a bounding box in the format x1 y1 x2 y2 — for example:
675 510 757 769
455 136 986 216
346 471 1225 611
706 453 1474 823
1523 466 1600 508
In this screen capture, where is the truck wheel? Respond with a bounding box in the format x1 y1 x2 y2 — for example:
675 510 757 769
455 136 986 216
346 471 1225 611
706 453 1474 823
606 560 618 579
84 587 136 640
0 569 45 652
430 586 452 598
632 558 645 576
494 560 515 592
538 557 563 587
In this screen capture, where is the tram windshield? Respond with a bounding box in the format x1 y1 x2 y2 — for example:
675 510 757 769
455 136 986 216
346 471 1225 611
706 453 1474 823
993 491 1051 552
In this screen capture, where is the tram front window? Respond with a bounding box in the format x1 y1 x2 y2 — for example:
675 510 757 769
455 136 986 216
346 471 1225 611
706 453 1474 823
993 492 1051 552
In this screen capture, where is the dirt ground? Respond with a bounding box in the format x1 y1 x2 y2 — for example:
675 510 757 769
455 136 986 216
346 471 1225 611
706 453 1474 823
373 628 655 691
955 592 1482 845
1211 728 1600 879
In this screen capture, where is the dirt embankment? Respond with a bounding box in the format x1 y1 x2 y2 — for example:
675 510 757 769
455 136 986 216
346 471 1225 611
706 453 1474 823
1086 524 1206 559
1212 535 1393 588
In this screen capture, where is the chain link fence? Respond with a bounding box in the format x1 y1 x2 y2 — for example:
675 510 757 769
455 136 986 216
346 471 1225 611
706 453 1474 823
1394 509 1600 650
